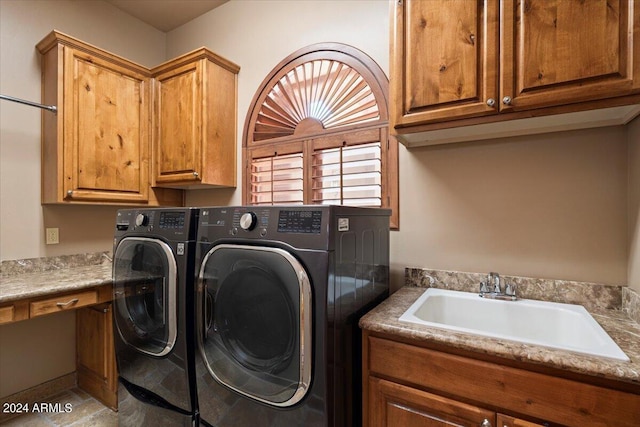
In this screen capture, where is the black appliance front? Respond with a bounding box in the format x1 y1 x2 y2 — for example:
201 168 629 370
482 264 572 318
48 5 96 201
113 208 199 427
196 206 390 427
198 244 312 407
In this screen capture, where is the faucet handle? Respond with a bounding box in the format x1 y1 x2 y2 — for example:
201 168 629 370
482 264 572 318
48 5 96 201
488 272 501 293
505 282 517 297
480 281 489 293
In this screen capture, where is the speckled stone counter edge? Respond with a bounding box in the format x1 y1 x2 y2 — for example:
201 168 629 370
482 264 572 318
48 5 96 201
1 252 111 277
361 286 640 386
0 252 113 303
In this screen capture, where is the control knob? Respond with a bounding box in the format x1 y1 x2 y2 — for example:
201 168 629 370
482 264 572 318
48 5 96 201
239 212 257 231
135 213 149 227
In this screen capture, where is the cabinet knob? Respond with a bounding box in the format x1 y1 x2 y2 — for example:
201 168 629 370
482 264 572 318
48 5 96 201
486 98 496 108
66 190 73 198
480 419 492 427
502 96 512 105
193 171 199 178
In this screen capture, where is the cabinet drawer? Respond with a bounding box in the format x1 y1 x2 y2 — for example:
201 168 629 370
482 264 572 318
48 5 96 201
0 305 15 324
30 290 98 317
0 301 29 324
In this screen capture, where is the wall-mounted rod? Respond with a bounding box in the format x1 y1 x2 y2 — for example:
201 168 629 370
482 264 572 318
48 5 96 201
0 94 57 113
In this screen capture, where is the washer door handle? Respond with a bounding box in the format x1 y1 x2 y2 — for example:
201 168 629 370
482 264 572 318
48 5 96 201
203 283 214 342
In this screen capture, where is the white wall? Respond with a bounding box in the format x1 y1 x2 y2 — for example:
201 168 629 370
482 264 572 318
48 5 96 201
394 127 629 287
0 0 165 397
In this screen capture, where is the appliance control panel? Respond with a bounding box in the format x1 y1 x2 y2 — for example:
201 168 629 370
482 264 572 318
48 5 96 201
277 210 322 234
230 208 272 236
115 209 192 238
199 207 325 239
158 211 186 229
116 210 157 232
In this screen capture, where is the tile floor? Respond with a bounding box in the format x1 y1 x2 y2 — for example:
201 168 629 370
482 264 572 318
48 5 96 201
0 388 116 426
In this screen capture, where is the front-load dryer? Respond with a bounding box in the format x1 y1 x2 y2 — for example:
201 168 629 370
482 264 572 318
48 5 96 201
112 208 199 426
195 205 390 427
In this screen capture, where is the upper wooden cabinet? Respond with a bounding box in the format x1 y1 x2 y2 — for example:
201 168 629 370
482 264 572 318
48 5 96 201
36 31 239 204
390 0 640 144
152 49 240 188
37 31 153 204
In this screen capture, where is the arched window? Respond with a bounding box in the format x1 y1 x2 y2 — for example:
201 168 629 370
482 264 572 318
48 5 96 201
243 43 398 229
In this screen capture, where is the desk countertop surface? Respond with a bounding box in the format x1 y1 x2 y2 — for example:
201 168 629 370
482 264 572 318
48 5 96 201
0 252 112 304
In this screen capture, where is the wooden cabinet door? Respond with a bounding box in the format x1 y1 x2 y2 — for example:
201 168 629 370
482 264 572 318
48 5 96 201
154 60 203 185
77 303 117 410
390 0 499 127
153 49 238 188
497 414 545 427
63 47 150 203
368 376 494 427
500 0 640 112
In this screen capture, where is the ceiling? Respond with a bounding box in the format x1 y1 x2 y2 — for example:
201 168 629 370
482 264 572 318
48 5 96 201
104 0 229 32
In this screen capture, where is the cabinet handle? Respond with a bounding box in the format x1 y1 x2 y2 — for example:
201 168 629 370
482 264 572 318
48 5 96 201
193 171 199 178
480 420 492 427
66 190 73 198
502 96 512 105
56 298 79 308
486 98 496 108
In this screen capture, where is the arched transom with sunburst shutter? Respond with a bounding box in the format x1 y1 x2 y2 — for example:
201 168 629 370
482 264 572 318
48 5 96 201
243 43 398 229
253 59 381 141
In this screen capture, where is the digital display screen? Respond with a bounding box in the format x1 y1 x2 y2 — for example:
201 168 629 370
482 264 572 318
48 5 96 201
159 211 185 229
277 210 322 234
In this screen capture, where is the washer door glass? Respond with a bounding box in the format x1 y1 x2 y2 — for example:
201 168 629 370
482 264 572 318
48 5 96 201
198 244 312 407
113 237 177 356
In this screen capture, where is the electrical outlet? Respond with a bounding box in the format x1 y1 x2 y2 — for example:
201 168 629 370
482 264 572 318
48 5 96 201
46 227 59 245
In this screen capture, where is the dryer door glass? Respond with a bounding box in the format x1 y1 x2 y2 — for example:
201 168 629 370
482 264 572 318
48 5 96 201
198 244 312 407
113 237 177 356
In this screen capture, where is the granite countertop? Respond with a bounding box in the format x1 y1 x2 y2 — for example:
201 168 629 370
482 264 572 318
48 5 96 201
360 286 640 386
0 252 112 304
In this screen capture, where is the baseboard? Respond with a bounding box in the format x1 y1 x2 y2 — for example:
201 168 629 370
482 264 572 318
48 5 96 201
0 372 76 423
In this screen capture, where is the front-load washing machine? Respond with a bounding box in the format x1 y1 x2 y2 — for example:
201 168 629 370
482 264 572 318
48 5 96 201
112 207 199 426
195 205 390 427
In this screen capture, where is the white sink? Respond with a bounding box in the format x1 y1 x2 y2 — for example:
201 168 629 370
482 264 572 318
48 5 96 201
399 288 629 362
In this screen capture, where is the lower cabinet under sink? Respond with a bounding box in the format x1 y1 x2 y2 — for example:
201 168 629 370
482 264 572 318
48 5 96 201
362 333 639 427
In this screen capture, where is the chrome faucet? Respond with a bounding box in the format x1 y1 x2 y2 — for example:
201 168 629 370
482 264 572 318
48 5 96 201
489 272 501 293
479 272 517 301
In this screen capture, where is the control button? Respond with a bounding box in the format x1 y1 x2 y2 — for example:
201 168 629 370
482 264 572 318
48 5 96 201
240 212 257 231
135 213 149 227
231 227 238 236
260 228 267 237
